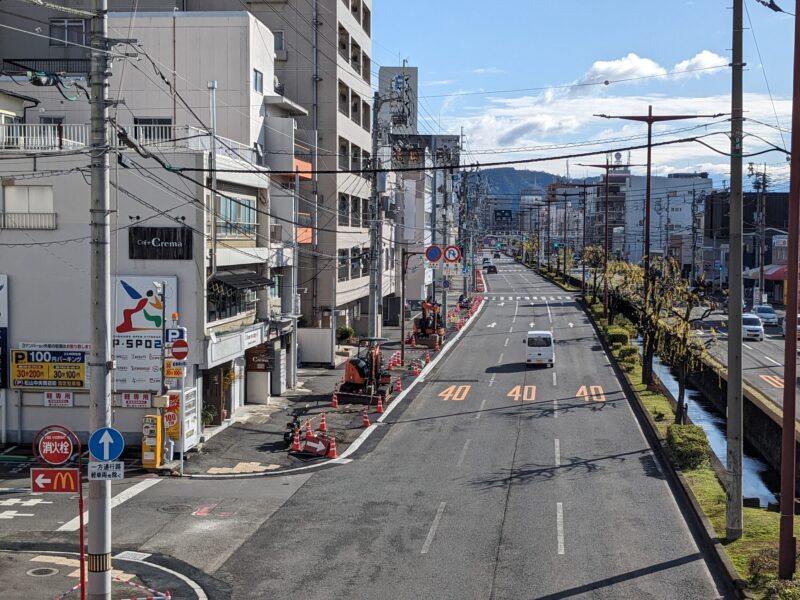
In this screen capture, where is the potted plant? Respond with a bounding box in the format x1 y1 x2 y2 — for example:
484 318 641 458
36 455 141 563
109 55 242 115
202 403 217 427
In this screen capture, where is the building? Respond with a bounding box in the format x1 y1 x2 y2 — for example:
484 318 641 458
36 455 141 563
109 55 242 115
0 11 306 443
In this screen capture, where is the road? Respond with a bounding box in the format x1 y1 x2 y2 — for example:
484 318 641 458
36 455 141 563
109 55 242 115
0 257 730 599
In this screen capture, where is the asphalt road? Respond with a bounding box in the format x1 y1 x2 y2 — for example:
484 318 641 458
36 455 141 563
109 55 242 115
213 257 728 599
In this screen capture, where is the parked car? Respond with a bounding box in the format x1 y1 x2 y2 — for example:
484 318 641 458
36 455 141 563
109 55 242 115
485 264 498 274
753 304 779 326
493 252 501 259
482 257 491 264
782 314 800 338
742 313 765 341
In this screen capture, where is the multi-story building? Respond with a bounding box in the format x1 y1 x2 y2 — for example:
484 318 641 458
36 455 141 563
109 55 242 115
0 12 306 443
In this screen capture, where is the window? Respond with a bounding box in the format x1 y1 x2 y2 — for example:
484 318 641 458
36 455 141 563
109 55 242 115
133 117 172 144
338 80 350 116
218 195 257 237
361 150 371 179
338 137 349 171
361 198 369 229
362 6 371 35
273 31 285 52
351 93 361 124
253 69 263 93
362 53 371 85
270 274 282 299
49 19 86 47
338 25 349 60
362 100 371 131
338 193 349 226
338 249 350 281
351 145 361 173
1 185 56 230
350 196 361 227
350 246 362 277
39 116 64 125
528 336 552 348
351 40 362 75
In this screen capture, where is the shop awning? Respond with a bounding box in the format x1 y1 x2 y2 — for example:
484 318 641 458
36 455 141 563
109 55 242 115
213 270 273 290
743 264 787 281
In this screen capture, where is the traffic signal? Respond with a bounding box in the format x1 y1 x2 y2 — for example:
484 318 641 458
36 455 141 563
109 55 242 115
553 242 559 249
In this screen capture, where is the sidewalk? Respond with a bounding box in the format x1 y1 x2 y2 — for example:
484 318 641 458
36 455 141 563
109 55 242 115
178 273 482 477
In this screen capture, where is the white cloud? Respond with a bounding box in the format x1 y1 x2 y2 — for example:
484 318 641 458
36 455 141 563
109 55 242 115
577 52 666 86
471 67 505 75
672 50 728 78
426 79 456 87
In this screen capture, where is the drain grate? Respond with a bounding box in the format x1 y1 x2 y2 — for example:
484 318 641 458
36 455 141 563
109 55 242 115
157 504 193 514
27 567 59 577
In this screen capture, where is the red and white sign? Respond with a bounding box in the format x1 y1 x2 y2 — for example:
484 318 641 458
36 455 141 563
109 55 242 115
120 392 151 409
44 391 74 408
302 434 330 456
31 467 80 493
444 245 461 263
38 430 73 466
170 339 189 361
163 411 179 429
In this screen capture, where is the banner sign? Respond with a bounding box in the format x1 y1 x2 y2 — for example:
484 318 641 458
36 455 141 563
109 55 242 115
44 391 74 407
11 348 88 389
128 226 193 260
120 392 151 409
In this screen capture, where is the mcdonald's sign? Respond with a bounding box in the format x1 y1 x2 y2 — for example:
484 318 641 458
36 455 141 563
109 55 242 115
30 467 80 494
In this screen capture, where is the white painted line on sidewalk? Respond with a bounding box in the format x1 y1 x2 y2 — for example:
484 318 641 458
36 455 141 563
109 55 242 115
476 398 488 419
764 355 782 366
498 353 504 364
456 439 472 468
553 372 557 386
58 479 161 532
556 502 565 555
504 337 509 347
554 438 561 467
553 398 559 418
421 502 447 554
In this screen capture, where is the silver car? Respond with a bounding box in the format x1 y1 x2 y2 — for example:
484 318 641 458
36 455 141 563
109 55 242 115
754 305 779 326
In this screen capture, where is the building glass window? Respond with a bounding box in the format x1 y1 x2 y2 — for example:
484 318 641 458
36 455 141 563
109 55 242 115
351 246 362 278
351 196 361 227
338 193 349 226
253 69 263 93
133 117 172 143
49 19 86 47
338 249 350 281
274 31 285 51
218 195 257 237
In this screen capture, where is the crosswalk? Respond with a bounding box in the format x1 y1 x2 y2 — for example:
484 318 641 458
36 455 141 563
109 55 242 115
484 295 575 302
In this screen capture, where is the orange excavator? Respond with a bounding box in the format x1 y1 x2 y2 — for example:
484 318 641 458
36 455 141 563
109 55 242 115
412 300 445 348
338 337 392 404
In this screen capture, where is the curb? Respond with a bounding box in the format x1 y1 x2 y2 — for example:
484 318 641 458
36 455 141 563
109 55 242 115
183 289 489 480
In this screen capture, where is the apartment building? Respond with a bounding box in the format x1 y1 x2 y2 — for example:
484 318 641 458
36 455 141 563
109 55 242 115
0 12 306 443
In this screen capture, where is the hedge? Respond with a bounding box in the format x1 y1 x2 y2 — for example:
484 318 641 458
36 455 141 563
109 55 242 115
617 345 639 361
606 327 629 346
666 424 710 470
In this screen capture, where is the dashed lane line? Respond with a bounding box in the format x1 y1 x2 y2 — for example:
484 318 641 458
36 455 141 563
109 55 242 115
554 438 561 467
456 440 471 468
556 502 565 555
421 502 447 554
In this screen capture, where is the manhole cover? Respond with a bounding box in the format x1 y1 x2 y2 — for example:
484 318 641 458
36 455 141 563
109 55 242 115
27 567 59 577
157 504 193 514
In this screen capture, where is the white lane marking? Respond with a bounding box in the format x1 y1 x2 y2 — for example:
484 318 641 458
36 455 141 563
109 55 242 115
549 296 556 301
513 301 518 323
525 296 530 300
487 322 497 329
0 510 34 519
764 355 782 366
504 338 509 347
553 398 559 418
556 503 565 554
488 374 496 387
456 439 472 468
553 372 557 386
476 398 488 419
532 296 538 301
497 302 505 307
421 501 447 554
529 322 535 328
509 326 514 334
498 353 504 364
604 355 610 364
568 323 574 328
0 446 18 455
743 343 754 350
554 438 561 467
546 300 552 323
58 479 161 532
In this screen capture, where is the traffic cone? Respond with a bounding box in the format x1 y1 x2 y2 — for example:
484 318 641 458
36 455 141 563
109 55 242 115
304 417 312 439
434 338 440 352
291 428 301 452
331 388 339 408
410 336 417 348
319 411 328 432
425 351 431 364
394 377 402 393
361 409 371 427
326 436 338 458
413 363 420 376
376 395 384 414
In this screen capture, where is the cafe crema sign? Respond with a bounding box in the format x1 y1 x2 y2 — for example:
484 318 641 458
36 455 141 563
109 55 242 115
129 226 193 260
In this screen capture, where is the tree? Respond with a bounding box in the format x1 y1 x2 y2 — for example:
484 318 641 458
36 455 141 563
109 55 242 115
556 247 574 279
523 238 539 266
659 277 716 424
581 245 606 303
640 256 682 386
604 260 641 325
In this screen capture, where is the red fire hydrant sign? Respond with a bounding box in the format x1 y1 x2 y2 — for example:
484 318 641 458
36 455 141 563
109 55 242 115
37 430 73 466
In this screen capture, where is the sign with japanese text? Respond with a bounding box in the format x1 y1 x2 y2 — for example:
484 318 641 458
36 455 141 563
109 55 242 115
44 391 74 407
120 392 151 409
88 461 124 481
37 430 74 465
11 348 88 389
164 388 199 451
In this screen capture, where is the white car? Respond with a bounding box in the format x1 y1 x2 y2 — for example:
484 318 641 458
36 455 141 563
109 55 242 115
743 314 765 341
525 330 555 368
754 305 779 326
783 314 800 338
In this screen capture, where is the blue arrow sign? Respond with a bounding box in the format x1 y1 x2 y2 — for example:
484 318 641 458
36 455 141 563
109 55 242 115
89 427 125 462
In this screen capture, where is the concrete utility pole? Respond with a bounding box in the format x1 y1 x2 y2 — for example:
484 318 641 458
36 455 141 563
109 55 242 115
728 0 744 544
208 81 218 279
430 136 438 304
460 171 469 296
779 0 800 578
88 0 113 595
368 91 382 337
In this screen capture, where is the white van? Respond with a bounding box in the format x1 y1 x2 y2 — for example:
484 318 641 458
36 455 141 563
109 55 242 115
525 330 555 368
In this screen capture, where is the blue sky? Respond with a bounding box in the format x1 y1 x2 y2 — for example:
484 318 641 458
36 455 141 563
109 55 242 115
373 1 796 189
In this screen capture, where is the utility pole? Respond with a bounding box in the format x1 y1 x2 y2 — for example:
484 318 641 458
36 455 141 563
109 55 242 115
691 187 699 282
749 162 769 304
208 81 218 279
430 137 438 304
728 0 744 544
368 91 382 337
460 171 469 296
89 0 113 595
779 0 800 577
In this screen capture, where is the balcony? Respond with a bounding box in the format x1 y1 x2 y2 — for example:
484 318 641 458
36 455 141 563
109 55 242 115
2 58 90 75
0 212 57 230
0 123 258 164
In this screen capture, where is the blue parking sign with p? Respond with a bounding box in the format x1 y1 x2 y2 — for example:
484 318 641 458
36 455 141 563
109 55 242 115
166 327 187 343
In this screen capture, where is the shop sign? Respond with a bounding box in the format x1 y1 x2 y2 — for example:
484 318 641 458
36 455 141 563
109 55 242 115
44 391 74 407
245 345 270 372
113 276 177 392
11 348 88 389
128 226 193 260
120 392 151 409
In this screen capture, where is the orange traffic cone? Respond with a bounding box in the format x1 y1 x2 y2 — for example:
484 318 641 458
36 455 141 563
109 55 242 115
291 428 301 452
319 411 328 432
394 377 402 393
331 389 339 408
304 417 312 439
413 363 420 376
434 337 440 352
425 351 431 364
361 409 371 428
326 436 338 458
376 395 384 414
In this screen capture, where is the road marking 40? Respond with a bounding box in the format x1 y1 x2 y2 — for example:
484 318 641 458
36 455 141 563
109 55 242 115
438 385 471 401
577 385 606 402
507 385 537 402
